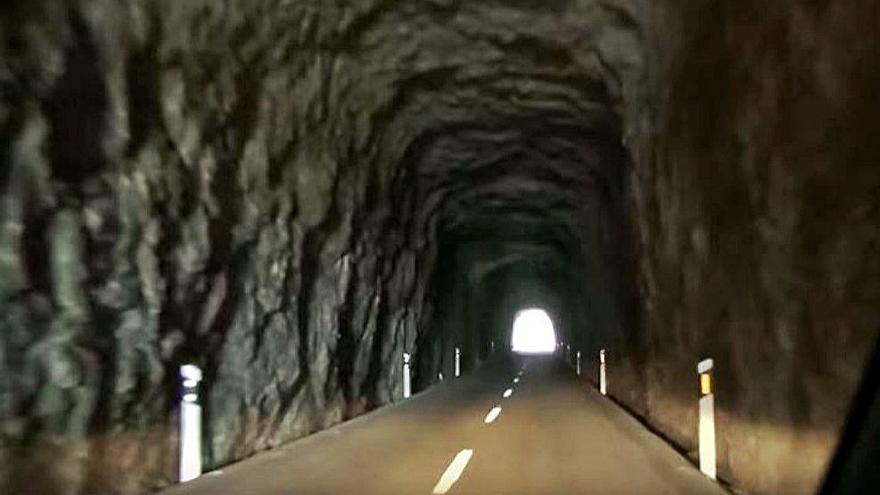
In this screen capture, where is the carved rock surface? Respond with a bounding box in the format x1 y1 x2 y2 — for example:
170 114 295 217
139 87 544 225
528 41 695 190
625 3 880 493
0 1 877 494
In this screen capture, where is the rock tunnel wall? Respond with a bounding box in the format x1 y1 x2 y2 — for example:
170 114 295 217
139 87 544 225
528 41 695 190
613 2 880 494
0 1 878 495
0 1 635 493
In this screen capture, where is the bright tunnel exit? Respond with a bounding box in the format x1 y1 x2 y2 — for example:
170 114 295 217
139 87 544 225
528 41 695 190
510 308 557 354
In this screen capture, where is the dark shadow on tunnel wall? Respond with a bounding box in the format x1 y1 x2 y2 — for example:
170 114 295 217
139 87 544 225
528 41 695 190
818 331 880 495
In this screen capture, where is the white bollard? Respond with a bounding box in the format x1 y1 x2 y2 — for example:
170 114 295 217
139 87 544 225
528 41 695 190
576 351 582 376
599 349 607 395
455 347 461 377
179 364 203 483
490 341 495 354
697 358 717 480
403 352 412 399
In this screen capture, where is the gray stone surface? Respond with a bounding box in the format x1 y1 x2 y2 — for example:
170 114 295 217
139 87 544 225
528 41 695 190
0 1 877 494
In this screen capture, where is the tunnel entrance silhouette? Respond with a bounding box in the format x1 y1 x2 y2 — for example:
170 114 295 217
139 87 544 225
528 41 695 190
510 308 557 355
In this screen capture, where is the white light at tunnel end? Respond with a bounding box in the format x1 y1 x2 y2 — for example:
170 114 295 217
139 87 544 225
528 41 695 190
511 308 558 355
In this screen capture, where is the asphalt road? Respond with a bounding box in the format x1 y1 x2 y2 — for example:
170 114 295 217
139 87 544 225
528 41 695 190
162 355 727 495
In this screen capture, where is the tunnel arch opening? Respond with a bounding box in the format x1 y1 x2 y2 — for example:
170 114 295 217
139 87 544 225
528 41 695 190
510 308 558 355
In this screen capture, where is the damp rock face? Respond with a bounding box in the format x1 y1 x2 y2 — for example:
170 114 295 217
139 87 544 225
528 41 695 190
0 1 877 494
621 2 880 493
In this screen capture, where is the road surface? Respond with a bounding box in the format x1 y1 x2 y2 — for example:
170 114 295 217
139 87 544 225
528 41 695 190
163 355 727 495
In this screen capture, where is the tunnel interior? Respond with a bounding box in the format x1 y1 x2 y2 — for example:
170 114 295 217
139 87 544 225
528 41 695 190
403 45 635 386
1 1 878 495
421 235 577 376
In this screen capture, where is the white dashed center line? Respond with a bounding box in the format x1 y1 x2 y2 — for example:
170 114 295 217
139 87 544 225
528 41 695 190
483 406 502 424
502 388 513 398
432 449 474 494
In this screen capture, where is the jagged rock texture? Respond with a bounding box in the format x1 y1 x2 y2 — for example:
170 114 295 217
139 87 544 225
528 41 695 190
0 1 877 494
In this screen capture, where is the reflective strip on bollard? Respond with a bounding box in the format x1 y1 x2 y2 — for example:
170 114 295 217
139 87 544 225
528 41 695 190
697 358 717 480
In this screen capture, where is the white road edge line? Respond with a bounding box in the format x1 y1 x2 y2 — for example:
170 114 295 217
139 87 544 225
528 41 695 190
483 406 502 424
432 449 474 494
502 388 513 398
